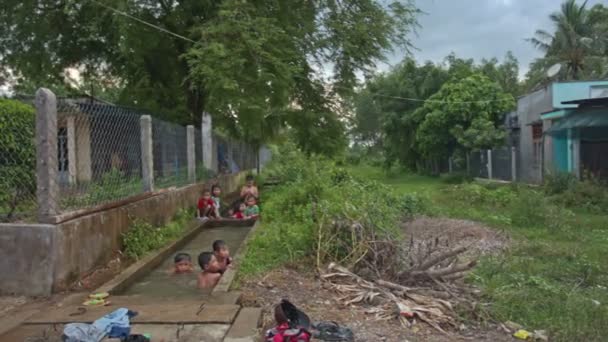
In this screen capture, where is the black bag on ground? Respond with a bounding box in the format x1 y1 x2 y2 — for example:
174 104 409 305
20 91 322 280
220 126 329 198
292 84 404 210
278 300 354 342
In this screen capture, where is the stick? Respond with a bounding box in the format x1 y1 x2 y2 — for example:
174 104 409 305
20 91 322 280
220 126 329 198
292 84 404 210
415 245 467 271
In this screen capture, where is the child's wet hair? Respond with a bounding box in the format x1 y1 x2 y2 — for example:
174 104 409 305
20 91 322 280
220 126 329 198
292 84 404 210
212 240 226 252
202 188 211 195
174 252 191 264
211 184 221 192
198 251 214 269
246 174 254 182
246 195 256 202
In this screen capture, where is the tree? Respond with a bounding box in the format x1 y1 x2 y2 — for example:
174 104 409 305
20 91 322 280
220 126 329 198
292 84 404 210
0 0 420 156
0 99 35 221
414 74 515 158
528 0 608 81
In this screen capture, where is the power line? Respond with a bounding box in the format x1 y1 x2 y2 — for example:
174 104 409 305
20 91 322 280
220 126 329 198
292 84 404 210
89 0 196 43
368 92 514 104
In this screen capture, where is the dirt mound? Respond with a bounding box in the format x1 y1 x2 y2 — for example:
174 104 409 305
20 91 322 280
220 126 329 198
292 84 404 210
403 217 509 256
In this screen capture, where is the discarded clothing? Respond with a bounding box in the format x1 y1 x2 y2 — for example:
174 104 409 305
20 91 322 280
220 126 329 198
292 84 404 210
62 307 137 342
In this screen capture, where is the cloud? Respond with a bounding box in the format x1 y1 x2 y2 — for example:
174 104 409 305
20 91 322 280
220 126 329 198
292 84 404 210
382 0 604 78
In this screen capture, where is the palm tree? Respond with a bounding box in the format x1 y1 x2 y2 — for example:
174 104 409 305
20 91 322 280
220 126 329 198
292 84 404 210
528 0 607 80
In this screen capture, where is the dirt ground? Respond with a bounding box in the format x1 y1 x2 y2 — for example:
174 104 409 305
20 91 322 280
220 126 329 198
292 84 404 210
0 253 129 323
241 267 515 342
402 217 509 257
241 217 514 342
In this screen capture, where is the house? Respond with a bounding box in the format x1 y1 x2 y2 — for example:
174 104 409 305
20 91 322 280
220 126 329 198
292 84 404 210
509 81 608 183
545 96 608 180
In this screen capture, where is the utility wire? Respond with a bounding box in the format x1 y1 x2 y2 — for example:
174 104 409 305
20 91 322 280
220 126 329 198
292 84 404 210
88 1 511 106
89 0 196 43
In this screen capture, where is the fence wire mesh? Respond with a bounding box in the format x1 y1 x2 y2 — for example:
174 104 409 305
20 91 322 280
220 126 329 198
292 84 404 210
57 98 144 211
0 97 36 222
1 92 260 223
491 147 513 181
214 133 257 174
152 118 189 189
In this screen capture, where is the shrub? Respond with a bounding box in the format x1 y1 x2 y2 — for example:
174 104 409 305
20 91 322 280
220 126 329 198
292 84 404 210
122 209 192 259
0 99 36 220
240 143 425 277
543 172 577 195
440 172 472 184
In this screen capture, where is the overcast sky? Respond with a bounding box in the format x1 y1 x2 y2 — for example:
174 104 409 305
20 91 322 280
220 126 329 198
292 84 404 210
382 0 605 78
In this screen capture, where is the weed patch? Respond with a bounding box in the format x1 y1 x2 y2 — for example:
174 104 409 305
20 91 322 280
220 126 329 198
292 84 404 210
122 209 193 259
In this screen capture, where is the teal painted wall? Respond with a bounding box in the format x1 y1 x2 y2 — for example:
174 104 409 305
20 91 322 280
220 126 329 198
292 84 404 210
553 135 569 172
552 81 608 109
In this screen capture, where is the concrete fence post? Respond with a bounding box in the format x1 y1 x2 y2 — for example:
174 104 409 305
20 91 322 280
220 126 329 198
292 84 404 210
487 149 493 179
66 116 77 185
511 146 517 181
35 88 59 222
466 152 470 175
140 115 154 192
448 156 453 173
186 125 195 183
201 112 213 172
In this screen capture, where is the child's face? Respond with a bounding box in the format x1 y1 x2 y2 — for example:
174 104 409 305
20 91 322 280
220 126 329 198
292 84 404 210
246 179 254 186
215 246 230 260
202 192 211 200
213 187 221 196
239 203 247 211
247 197 256 206
204 255 221 272
175 260 192 273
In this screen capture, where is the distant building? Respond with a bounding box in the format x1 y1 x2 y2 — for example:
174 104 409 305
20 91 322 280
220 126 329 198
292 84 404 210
508 81 608 182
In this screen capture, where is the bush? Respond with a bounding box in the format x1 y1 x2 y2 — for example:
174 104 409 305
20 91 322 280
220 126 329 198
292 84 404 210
440 172 472 184
0 99 36 220
240 143 425 277
543 172 577 195
122 209 192 259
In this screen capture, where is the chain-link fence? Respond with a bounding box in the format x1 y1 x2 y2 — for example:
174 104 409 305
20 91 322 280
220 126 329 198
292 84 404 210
214 133 257 175
0 90 261 223
0 96 36 222
58 98 144 211
447 147 517 182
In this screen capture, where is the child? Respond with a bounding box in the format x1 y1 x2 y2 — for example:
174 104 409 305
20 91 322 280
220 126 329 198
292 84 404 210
197 189 217 220
265 300 311 342
170 253 193 274
211 185 222 218
244 195 260 219
232 202 246 219
240 175 259 200
197 251 222 289
213 240 232 274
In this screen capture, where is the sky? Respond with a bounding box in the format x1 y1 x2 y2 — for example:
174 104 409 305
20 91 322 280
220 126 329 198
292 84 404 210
382 0 605 78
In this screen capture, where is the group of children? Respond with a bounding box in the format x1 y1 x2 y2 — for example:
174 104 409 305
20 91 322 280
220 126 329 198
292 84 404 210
170 240 233 289
197 175 260 220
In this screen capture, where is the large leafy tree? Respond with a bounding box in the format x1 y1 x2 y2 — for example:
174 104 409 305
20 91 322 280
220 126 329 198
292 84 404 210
527 0 608 84
414 74 515 158
0 0 419 156
353 53 520 168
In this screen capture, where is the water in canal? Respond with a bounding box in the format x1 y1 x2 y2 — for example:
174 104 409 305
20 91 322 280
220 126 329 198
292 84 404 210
121 225 251 299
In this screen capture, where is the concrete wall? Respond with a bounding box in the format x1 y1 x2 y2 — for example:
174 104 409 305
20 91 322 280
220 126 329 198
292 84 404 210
516 86 552 183
0 171 249 296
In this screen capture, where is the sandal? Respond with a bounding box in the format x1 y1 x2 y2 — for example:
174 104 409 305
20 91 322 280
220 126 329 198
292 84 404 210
312 321 354 342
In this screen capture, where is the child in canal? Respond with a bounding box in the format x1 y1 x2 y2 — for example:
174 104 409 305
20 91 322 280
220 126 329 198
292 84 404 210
240 175 259 201
211 185 222 218
244 195 260 219
197 251 222 289
197 188 217 220
213 240 232 274
231 202 247 219
170 252 194 274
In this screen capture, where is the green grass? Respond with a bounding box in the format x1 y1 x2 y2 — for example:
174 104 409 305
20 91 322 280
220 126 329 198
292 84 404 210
351 165 608 341
348 164 443 195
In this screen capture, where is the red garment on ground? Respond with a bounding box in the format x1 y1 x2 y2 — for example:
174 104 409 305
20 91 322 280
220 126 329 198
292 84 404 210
267 323 311 342
232 211 244 219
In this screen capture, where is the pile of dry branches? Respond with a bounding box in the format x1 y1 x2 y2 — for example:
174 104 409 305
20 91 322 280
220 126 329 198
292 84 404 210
318 222 481 333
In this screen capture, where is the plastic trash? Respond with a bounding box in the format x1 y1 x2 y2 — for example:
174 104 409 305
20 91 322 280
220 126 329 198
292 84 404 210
62 308 137 342
513 329 532 340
